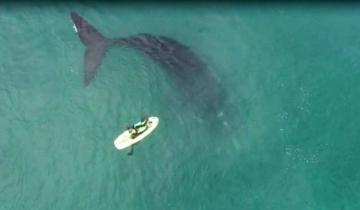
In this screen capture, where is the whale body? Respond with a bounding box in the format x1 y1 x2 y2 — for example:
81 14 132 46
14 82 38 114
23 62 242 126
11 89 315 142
70 12 226 115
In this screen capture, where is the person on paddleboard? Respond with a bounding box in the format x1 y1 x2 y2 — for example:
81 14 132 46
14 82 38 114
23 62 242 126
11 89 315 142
128 117 150 139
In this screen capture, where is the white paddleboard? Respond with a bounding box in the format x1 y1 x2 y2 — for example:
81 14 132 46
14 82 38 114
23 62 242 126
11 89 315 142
114 117 159 150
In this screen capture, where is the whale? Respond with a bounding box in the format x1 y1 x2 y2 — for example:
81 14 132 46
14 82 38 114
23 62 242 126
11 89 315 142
70 12 227 116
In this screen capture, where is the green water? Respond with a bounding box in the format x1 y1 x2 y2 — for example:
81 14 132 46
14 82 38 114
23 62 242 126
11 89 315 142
1 3 360 210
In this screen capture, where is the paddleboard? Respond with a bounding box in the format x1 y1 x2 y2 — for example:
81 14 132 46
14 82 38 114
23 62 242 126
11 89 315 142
114 116 159 150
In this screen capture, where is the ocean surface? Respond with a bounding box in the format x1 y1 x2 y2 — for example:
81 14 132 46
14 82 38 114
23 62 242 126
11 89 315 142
1 3 360 210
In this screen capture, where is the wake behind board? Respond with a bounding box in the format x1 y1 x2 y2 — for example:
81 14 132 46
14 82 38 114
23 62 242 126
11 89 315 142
114 117 159 150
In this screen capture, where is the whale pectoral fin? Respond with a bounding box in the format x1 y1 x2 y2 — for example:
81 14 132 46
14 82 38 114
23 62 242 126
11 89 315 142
84 45 107 86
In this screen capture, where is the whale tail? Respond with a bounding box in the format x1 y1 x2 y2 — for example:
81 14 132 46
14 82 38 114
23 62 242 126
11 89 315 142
70 12 113 86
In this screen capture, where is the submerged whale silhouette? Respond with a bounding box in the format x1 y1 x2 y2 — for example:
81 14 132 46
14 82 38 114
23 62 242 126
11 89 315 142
70 12 226 115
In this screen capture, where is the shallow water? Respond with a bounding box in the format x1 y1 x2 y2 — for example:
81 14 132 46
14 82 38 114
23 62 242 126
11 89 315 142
1 3 360 210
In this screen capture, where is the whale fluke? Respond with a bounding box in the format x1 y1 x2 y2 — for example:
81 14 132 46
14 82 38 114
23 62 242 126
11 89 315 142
70 11 112 86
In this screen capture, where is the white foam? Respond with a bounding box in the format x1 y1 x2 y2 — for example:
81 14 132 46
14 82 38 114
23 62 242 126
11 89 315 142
73 24 78 33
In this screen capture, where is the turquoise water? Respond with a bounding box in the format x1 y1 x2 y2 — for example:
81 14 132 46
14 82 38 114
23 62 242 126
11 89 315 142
1 3 360 210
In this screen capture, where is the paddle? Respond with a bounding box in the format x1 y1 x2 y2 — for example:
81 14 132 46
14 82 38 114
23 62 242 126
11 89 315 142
128 145 134 156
